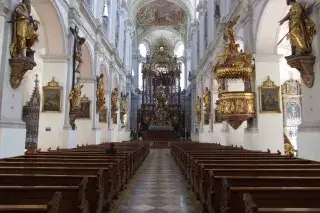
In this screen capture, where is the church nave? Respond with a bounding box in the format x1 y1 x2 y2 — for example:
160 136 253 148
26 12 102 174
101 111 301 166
112 149 199 213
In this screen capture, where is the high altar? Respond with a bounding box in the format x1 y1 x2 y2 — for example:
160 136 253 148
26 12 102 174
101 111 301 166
140 39 182 132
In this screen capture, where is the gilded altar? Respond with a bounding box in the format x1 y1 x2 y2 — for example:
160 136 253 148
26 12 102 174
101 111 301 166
140 38 182 131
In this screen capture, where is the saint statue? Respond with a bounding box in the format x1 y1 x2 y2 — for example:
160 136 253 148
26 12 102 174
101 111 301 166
10 0 40 58
279 0 316 55
96 74 105 103
196 96 201 123
203 87 211 113
69 81 83 110
111 88 118 112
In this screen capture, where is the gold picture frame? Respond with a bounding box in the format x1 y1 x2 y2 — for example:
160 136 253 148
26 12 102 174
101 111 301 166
79 95 91 119
99 106 107 123
42 77 62 112
259 76 281 113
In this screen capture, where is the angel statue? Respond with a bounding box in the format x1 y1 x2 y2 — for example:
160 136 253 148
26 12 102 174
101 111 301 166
96 74 105 102
9 0 40 58
69 81 83 110
279 0 316 55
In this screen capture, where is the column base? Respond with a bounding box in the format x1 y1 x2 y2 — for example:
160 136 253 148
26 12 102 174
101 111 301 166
0 120 26 158
297 123 320 161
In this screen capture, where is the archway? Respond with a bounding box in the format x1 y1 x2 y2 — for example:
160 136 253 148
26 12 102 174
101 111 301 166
20 1 66 149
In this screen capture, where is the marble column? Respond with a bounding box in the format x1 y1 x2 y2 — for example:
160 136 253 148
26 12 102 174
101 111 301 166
125 20 133 71
117 78 122 131
117 9 125 59
190 22 198 72
297 2 320 161
108 0 117 46
198 8 205 59
207 0 215 44
126 75 132 131
209 73 214 132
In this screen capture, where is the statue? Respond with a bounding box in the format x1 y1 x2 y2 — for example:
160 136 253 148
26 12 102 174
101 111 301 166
280 0 317 88
70 26 86 74
9 0 39 89
196 96 201 123
203 87 211 124
111 88 118 124
279 0 316 55
69 80 83 129
69 81 83 110
120 93 128 127
96 74 106 113
284 134 297 157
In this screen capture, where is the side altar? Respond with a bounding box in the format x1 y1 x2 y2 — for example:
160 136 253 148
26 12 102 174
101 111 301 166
139 39 182 133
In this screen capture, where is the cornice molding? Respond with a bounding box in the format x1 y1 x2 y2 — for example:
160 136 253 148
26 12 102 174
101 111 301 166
254 54 283 62
40 54 70 62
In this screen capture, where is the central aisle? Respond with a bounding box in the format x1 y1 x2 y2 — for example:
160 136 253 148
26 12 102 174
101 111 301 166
112 149 199 213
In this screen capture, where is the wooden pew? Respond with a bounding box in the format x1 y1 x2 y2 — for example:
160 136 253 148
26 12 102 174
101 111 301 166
0 191 61 213
0 177 89 213
0 174 102 213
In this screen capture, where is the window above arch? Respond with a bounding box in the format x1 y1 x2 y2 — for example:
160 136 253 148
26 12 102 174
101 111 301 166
139 43 147 58
174 42 185 58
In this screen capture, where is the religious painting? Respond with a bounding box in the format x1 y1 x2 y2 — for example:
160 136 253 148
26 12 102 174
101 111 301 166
99 106 107 123
137 1 187 26
79 95 91 119
259 76 281 113
42 77 62 112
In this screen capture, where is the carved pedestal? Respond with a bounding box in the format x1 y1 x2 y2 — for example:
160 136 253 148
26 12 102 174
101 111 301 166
96 100 106 114
285 55 315 88
219 92 256 130
69 108 82 130
9 57 36 89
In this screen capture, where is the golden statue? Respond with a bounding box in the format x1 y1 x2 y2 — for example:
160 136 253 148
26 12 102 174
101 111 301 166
69 81 83 110
10 0 39 58
284 133 296 157
196 96 201 123
203 87 211 113
111 88 118 112
279 0 316 55
96 74 105 102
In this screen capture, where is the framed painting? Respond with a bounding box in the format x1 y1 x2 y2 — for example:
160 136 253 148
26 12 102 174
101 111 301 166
42 77 62 112
259 76 281 113
80 95 91 119
99 106 107 123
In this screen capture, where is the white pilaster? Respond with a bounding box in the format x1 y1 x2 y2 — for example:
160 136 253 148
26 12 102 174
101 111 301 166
108 0 117 45
117 9 125 58
244 54 284 153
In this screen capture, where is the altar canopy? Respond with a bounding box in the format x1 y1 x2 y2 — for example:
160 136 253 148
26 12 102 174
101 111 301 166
140 39 182 131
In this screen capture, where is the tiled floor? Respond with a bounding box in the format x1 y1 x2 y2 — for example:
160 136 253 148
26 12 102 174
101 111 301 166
112 149 200 213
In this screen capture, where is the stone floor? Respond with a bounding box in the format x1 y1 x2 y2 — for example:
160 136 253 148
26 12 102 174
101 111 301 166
111 149 200 213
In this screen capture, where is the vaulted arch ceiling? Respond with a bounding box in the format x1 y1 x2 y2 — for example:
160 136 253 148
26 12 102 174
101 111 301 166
132 0 194 50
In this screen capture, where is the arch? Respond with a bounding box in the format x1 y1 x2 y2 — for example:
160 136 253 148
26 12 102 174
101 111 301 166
138 26 184 45
255 0 288 54
79 43 93 79
32 0 67 55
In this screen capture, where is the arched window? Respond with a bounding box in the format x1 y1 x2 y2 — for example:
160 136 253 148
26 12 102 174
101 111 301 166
138 62 143 90
139 43 147 58
174 42 185 58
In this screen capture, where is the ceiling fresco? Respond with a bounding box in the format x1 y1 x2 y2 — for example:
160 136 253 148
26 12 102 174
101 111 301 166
137 1 187 26
135 0 189 46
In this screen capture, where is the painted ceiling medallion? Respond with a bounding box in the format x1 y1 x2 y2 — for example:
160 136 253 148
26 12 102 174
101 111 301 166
137 0 187 26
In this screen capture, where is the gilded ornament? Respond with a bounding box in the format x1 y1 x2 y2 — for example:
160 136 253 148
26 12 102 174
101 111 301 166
279 0 317 88
196 96 201 123
284 133 296 157
203 87 211 125
111 88 119 124
96 74 106 113
69 80 84 128
9 0 39 89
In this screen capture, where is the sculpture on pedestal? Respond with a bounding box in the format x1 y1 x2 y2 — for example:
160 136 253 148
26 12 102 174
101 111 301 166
96 74 106 113
69 80 84 128
279 0 316 88
9 0 39 89
120 93 128 128
111 88 118 124
196 96 201 123
69 25 86 130
203 87 211 125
